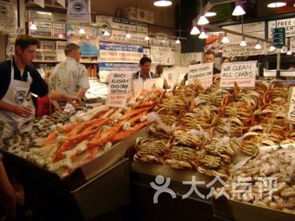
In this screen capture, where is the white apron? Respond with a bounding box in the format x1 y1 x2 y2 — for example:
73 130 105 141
0 60 35 139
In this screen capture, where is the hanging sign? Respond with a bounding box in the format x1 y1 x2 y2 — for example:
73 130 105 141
0 0 18 34
188 63 213 89
287 87 295 123
107 73 132 108
67 0 91 23
268 18 295 38
150 46 175 65
99 42 143 63
6 28 25 57
220 61 257 88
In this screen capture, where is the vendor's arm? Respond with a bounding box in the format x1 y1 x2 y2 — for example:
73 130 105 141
0 101 32 117
48 89 81 106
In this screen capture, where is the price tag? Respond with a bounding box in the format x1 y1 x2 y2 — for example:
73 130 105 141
107 73 132 108
188 63 213 89
220 61 257 88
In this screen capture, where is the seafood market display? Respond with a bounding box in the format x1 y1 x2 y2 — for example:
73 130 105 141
219 148 295 214
134 79 295 177
3 110 82 157
3 89 163 177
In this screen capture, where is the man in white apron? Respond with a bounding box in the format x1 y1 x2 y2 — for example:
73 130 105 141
0 35 80 139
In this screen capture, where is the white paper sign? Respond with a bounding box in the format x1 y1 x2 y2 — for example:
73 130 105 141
268 18 295 38
107 73 132 108
0 0 18 34
132 79 143 96
67 0 91 23
143 78 164 90
188 63 213 89
287 87 295 123
220 61 257 88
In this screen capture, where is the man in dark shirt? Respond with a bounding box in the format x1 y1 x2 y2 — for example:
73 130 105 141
133 56 157 80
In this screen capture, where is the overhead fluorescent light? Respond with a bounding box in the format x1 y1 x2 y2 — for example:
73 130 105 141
153 0 172 7
204 11 216 17
267 2 287 8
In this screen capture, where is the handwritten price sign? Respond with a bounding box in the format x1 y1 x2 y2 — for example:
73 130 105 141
220 61 257 88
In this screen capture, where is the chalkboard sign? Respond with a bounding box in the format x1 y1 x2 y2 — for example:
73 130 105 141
272 27 285 48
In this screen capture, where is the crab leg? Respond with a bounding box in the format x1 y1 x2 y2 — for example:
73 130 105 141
111 121 150 142
88 120 126 148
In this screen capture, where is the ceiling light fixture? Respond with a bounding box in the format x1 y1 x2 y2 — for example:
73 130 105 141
240 37 247 47
29 22 37 30
103 30 110 36
199 30 208 39
254 43 262 50
267 1 287 8
232 1 246 16
78 28 86 35
269 45 276 52
204 11 216 17
190 26 200 35
221 33 230 44
197 15 209 25
125 33 132 39
175 38 181 44
153 0 172 7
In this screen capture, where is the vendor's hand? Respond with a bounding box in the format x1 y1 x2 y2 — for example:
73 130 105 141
66 96 81 108
14 105 33 117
